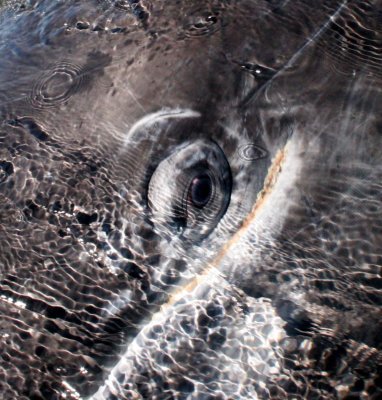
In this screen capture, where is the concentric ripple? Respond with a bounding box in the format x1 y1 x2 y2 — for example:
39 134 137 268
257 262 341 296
30 62 84 109
182 8 220 38
238 143 268 162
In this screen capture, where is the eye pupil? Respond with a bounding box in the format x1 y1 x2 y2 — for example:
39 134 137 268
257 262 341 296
189 174 212 208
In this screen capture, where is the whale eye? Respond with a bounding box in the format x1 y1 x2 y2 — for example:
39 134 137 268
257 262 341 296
189 173 213 209
148 140 231 240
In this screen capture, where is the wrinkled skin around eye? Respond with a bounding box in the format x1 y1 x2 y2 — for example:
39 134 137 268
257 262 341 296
147 138 233 241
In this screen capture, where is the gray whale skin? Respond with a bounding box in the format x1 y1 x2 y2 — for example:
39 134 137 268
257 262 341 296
0 1 381 399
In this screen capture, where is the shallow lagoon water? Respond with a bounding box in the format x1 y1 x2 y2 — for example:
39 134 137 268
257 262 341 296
0 1 381 399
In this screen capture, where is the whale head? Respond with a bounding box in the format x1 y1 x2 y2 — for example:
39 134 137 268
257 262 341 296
0 1 381 399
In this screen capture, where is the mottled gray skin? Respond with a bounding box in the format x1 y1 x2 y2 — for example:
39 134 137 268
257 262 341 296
0 1 382 399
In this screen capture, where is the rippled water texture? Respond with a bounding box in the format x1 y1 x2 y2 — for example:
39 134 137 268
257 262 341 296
0 1 382 399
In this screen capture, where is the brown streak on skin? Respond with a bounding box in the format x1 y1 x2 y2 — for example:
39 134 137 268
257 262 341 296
161 144 288 310
214 146 287 266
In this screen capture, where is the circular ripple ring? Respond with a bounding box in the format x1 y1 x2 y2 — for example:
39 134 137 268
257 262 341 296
30 62 83 109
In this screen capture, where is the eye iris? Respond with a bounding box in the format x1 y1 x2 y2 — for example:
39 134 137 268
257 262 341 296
189 174 212 208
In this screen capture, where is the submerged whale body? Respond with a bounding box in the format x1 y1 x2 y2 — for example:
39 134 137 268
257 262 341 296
0 0 382 399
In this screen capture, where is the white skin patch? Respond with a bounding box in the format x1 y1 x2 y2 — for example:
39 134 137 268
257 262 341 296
123 108 201 147
221 136 303 272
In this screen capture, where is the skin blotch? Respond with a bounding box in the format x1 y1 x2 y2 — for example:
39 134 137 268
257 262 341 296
164 143 288 309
